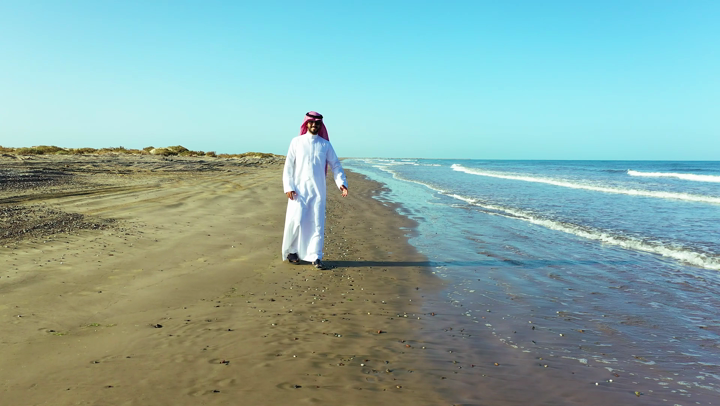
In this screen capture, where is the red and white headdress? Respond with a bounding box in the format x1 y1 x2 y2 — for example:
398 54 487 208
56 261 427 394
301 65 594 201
299 111 329 141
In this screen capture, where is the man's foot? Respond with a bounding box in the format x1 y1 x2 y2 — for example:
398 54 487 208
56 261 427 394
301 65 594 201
287 253 300 264
312 259 326 270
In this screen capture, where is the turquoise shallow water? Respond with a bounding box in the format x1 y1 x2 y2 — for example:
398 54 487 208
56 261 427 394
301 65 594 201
343 159 720 401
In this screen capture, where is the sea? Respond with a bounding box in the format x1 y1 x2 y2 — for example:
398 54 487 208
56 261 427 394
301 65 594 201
342 159 720 403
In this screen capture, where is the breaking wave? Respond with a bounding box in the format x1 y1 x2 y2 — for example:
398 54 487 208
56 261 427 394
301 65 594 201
451 164 720 204
445 193 720 271
346 160 720 270
628 170 720 183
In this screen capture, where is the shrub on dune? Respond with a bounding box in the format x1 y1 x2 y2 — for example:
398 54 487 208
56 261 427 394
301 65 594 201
4 144 277 160
70 148 98 155
97 146 140 155
215 152 276 159
16 147 46 155
37 145 66 154
238 152 275 158
167 145 189 154
14 145 67 155
178 150 205 157
150 148 176 156
97 146 127 155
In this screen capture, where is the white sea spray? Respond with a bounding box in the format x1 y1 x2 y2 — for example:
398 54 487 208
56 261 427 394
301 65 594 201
452 164 720 204
628 170 720 183
445 192 720 271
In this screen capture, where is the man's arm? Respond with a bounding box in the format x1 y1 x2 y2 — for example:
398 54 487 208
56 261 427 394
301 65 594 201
326 144 348 197
283 139 297 200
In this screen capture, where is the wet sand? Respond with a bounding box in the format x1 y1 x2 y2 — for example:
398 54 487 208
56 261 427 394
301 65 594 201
0 154 448 405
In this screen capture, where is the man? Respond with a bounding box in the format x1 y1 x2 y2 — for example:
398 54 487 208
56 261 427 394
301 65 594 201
282 111 348 269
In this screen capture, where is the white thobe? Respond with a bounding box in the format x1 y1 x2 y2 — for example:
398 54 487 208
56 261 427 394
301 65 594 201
282 133 347 262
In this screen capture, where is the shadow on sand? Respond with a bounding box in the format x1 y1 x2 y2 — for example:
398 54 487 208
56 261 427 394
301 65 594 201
327 260 433 268
324 258 633 270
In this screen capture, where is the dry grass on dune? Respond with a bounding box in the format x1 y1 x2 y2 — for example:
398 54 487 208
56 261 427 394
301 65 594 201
0 145 279 159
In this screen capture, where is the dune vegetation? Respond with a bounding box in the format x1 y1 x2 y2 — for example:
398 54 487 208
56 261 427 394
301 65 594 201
0 145 277 159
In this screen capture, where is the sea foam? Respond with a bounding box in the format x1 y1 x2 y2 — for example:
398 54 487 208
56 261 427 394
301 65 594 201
352 160 720 270
628 170 720 183
452 164 720 204
445 193 720 271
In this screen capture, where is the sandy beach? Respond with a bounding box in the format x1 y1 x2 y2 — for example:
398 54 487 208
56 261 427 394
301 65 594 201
1 153 682 406
0 154 450 406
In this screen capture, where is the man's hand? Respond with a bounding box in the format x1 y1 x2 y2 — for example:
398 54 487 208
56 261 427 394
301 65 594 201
340 186 348 197
286 191 297 200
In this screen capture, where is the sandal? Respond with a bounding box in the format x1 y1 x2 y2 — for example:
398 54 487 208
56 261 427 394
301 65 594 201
312 259 326 270
287 253 300 264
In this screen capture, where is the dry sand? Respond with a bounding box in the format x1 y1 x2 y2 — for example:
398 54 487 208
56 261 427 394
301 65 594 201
0 154 450 406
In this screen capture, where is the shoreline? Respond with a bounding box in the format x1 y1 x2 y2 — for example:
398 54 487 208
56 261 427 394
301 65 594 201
343 158 719 406
0 155 450 405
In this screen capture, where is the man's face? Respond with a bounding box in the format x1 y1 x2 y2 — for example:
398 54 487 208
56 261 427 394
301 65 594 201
307 120 321 135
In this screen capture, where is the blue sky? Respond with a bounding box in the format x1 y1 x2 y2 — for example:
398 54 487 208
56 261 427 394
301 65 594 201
1 1 718 159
